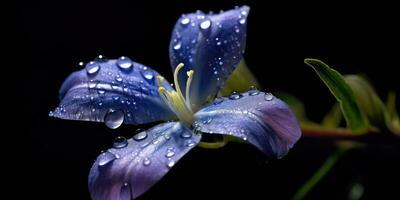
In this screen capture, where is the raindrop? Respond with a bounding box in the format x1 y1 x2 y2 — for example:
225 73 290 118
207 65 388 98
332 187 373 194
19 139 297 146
143 157 151 166
88 81 97 89
181 17 190 26
200 20 211 30
181 131 192 138
95 55 108 62
133 131 148 141
213 97 224 105
86 61 100 75
115 75 123 82
229 91 242 100
78 62 85 68
167 160 175 168
165 150 175 158
120 182 133 200
98 151 118 166
97 90 105 95
113 136 128 149
186 140 195 147
264 93 274 101
140 70 154 82
239 18 246 24
248 86 260 96
117 56 133 72
173 42 182 50
112 96 120 101
104 109 125 129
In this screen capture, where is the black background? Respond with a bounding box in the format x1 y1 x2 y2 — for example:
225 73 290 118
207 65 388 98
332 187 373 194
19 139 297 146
19 0 400 199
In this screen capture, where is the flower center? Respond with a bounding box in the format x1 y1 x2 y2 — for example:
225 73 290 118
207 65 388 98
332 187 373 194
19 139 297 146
157 63 195 125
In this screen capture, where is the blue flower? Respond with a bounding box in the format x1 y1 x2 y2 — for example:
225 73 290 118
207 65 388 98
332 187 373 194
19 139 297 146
50 6 301 200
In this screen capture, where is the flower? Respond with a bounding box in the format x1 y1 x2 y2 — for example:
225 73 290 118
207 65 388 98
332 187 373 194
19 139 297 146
50 6 301 200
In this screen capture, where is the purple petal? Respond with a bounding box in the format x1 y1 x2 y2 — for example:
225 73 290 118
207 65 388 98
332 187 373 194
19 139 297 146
88 122 201 200
50 57 175 126
194 91 301 158
169 6 249 109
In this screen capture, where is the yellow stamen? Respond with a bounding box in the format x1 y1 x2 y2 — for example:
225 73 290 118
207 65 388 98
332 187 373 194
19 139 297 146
156 63 195 125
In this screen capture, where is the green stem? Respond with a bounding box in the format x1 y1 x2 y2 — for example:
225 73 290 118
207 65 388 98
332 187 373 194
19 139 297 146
293 148 346 200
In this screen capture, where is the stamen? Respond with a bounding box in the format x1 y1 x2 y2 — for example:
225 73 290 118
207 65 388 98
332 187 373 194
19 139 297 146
185 70 194 112
156 64 195 125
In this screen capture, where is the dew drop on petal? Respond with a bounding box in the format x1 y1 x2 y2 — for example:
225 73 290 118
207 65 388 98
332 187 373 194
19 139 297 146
264 93 274 101
173 42 182 50
86 61 100 75
95 55 108 62
117 56 133 72
248 86 260 96
181 131 192 139
165 150 175 158
143 157 151 166
113 136 128 149
104 109 124 129
167 160 175 168
213 97 224 105
98 151 118 166
200 20 211 30
181 17 190 26
229 91 242 100
133 131 148 141
140 70 154 82
239 18 246 25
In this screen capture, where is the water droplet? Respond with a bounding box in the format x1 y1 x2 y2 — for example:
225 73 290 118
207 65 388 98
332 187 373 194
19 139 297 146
117 56 133 72
141 70 154 81
229 91 242 100
248 86 260 96
239 18 246 24
97 90 105 95
181 17 190 26
264 93 274 101
181 131 192 138
242 136 248 141
113 136 128 149
86 61 100 75
104 109 125 129
203 117 212 124
241 10 248 16
143 157 151 166
213 70 218 75
186 140 195 147
213 97 224 105
115 75 123 82
167 160 175 168
133 131 148 141
78 62 85 68
173 42 182 50
98 151 118 166
120 182 133 200
48 111 54 117
95 55 108 62
200 20 211 30
165 150 175 158
216 41 222 46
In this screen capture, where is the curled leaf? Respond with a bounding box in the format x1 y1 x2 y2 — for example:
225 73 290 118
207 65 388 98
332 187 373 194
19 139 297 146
304 58 369 133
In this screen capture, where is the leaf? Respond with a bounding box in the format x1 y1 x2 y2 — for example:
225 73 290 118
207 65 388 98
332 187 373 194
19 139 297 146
321 103 342 128
219 59 261 96
304 59 369 133
344 75 390 131
386 91 400 134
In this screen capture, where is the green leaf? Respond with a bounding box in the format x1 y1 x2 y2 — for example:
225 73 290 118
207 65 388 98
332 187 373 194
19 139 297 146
219 59 261 96
386 91 400 134
304 59 369 133
344 75 390 131
321 103 342 128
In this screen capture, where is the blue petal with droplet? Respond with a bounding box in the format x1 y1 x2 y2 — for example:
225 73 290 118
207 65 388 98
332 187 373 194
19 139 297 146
88 122 201 200
52 58 176 125
169 6 249 110
194 91 301 158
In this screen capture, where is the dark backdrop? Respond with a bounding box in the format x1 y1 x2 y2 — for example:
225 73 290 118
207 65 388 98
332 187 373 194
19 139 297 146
20 0 399 199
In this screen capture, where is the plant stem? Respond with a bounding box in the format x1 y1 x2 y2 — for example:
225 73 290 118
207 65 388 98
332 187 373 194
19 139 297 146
293 148 346 200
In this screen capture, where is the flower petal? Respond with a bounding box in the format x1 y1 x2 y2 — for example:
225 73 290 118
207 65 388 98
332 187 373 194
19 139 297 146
88 122 201 200
50 57 175 126
193 91 301 158
169 6 249 109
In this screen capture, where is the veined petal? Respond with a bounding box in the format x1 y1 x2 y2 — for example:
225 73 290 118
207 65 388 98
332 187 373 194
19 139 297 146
169 6 249 110
194 91 301 158
88 122 201 200
50 57 175 126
